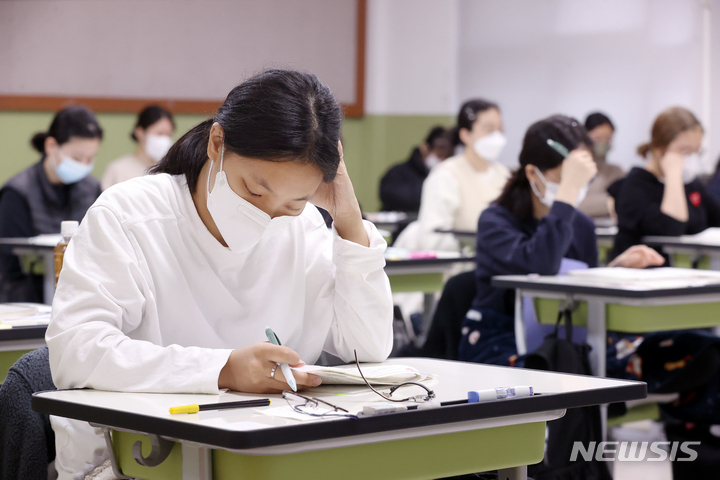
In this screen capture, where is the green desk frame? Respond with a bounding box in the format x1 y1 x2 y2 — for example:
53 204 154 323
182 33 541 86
108 422 545 480
516 288 720 439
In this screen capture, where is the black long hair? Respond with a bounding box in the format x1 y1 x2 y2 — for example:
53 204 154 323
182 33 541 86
30 106 103 153
496 115 592 222
131 105 175 141
151 69 343 193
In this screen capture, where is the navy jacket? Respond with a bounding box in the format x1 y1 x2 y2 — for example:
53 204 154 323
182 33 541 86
471 201 598 317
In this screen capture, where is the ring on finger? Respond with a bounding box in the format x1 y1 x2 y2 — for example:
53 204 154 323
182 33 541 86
270 363 279 379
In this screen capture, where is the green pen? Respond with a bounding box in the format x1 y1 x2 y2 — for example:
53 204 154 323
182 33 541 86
265 327 298 392
546 139 569 158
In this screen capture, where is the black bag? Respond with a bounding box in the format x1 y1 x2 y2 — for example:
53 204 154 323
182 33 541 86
524 308 612 480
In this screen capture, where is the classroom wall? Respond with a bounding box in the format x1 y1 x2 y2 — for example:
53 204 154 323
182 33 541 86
2 0 718 213
0 0 458 213
457 0 720 172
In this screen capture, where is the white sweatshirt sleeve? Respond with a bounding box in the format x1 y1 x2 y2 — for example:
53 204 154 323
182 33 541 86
415 167 461 251
46 205 232 394
311 220 394 363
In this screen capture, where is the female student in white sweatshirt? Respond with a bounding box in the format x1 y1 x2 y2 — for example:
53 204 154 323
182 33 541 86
46 70 394 478
395 99 511 252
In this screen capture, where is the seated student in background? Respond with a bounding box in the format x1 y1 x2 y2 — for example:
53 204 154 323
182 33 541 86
396 99 510 252
610 107 720 261
461 114 662 366
101 105 175 189
576 112 625 218
379 126 453 213
46 70 393 478
0 106 103 302
461 115 720 435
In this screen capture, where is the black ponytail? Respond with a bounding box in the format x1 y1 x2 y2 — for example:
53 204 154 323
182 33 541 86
31 133 49 153
496 167 534 222
151 69 343 193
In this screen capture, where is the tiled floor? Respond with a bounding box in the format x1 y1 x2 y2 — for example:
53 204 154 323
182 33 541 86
611 420 673 480
613 456 673 480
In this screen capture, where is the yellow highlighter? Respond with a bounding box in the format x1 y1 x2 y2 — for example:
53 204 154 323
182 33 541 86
169 398 271 415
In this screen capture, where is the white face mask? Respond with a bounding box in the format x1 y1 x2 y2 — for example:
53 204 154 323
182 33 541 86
473 130 507 161
206 143 299 253
144 134 173 162
424 153 441 170
529 168 588 208
682 153 701 184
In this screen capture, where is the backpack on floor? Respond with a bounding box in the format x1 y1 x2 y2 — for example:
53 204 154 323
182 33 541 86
524 308 612 480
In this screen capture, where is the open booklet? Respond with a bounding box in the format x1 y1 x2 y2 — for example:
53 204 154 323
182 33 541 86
292 364 432 385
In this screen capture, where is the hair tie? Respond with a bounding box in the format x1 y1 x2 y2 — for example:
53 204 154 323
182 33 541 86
465 107 476 122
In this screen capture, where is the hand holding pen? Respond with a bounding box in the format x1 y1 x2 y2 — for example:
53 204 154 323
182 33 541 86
217 341 322 394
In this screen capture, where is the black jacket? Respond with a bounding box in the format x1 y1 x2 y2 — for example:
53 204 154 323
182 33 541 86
379 148 430 212
611 167 720 259
0 160 101 301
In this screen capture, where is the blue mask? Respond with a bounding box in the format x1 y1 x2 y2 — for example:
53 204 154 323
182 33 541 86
55 154 93 184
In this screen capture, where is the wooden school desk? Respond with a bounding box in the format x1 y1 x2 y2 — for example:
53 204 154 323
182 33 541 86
384 254 475 340
0 236 61 305
492 270 720 435
33 357 645 480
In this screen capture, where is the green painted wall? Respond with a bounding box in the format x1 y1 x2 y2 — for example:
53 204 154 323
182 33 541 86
0 112 453 212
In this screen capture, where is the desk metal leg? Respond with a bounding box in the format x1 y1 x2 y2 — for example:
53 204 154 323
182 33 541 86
711 252 720 271
587 299 608 440
42 252 55 305
417 292 435 345
182 442 212 480
514 289 527 355
498 465 527 480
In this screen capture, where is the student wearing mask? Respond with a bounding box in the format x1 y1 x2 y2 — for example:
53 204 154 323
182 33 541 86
610 107 720 261
576 112 625 218
459 115 662 366
101 105 175 189
397 99 510 252
46 70 393 478
379 126 453 213
461 116 720 442
0 106 103 302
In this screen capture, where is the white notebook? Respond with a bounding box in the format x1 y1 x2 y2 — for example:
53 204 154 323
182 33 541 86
682 228 720 244
292 364 430 385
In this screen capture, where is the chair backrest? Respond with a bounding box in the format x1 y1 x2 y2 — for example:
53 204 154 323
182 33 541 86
523 258 589 352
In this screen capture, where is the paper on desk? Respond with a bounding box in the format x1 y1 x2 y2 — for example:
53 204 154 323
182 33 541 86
27 234 63 247
0 303 51 325
682 227 720 244
292 364 431 385
567 267 720 290
568 267 720 281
